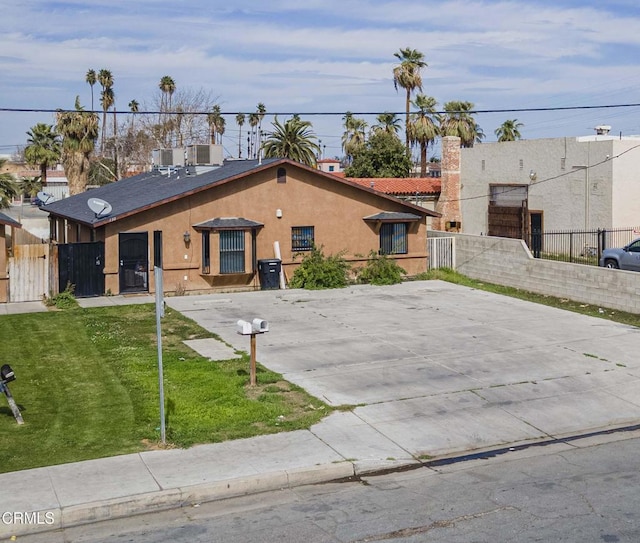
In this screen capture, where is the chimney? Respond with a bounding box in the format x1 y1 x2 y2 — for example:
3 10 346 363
433 136 462 232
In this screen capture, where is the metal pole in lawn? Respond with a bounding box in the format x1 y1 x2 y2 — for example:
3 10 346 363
154 266 166 444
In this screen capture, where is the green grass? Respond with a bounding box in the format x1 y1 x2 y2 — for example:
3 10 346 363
417 268 640 327
0 305 330 474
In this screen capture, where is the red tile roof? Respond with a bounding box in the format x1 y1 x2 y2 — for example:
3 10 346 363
346 177 441 196
18 169 68 178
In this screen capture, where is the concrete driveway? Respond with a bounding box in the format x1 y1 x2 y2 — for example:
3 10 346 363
166 280 640 459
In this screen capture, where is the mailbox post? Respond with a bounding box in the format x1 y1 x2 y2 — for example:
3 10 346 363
237 318 269 386
1 364 24 425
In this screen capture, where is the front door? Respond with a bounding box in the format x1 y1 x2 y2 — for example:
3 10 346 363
530 212 543 258
119 232 149 293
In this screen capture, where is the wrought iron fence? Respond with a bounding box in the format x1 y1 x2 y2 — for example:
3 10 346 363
529 227 640 265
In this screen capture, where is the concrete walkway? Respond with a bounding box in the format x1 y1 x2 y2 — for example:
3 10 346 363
2 281 640 538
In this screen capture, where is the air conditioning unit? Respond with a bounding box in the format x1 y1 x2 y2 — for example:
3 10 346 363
152 148 185 167
186 144 223 166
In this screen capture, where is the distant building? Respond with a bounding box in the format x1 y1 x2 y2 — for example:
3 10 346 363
317 158 343 174
459 130 640 237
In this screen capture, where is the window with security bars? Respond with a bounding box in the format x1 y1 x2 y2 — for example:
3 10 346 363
292 226 314 251
380 223 408 255
219 230 245 274
202 231 210 274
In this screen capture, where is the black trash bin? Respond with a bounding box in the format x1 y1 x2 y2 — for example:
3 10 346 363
257 259 281 290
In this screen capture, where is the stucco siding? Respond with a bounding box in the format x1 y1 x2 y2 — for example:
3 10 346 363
460 137 623 234
98 164 428 295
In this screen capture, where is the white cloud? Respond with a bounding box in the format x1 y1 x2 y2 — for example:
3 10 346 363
2 0 640 152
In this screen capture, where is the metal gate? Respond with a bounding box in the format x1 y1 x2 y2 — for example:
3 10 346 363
8 244 50 302
428 237 455 270
119 232 149 293
58 242 105 298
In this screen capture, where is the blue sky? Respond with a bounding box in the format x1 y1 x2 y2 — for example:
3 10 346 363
3 0 640 159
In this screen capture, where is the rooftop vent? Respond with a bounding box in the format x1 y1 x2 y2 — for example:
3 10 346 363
152 148 185 167
186 144 223 166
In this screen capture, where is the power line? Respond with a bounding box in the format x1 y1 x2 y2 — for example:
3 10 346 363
3 102 640 116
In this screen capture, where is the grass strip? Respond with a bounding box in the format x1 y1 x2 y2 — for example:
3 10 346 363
0 305 329 473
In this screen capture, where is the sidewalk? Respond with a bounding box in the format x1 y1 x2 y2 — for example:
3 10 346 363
2 282 640 538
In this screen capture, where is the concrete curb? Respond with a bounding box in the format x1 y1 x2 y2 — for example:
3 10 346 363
0 462 356 539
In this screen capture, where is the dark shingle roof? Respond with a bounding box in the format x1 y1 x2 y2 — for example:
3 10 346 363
0 212 21 228
194 217 264 229
363 212 422 221
43 157 440 227
43 159 279 227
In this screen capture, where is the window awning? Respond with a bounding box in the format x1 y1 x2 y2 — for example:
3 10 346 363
363 212 422 222
193 217 264 230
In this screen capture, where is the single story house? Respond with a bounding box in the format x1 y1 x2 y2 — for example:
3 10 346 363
43 158 439 297
346 177 441 215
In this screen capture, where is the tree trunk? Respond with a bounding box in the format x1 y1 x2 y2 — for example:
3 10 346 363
420 142 427 177
64 151 90 195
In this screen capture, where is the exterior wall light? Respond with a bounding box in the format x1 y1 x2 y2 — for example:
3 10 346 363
183 231 191 245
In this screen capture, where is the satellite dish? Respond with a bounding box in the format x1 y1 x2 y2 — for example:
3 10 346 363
87 197 113 218
36 191 54 205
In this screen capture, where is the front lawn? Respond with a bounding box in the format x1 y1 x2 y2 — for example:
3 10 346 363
0 305 330 474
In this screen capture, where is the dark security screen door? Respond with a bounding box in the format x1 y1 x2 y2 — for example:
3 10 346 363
58 242 105 297
119 232 149 293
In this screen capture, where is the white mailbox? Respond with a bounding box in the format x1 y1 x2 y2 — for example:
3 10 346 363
236 319 253 335
237 318 269 335
252 318 269 333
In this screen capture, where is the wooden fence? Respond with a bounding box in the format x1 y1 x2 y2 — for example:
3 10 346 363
8 244 57 302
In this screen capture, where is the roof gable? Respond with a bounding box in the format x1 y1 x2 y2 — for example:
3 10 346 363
44 158 439 227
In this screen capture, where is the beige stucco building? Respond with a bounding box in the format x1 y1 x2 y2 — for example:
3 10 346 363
460 134 640 235
43 158 438 297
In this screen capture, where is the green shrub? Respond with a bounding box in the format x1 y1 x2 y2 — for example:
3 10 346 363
357 251 406 285
44 282 78 309
289 246 351 290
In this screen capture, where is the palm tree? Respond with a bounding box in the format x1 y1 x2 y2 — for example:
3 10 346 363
441 101 482 148
128 99 139 133
372 112 402 136
24 123 61 186
85 69 96 111
341 112 367 164
495 119 524 142
215 115 226 145
97 69 113 154
256 103 267 152
19 176 42 200
393 47 427 152
158 76 176 146
56 97 99 195
248 112 259 158
262 116 320 167
158 76 176 112
207 105 226 145
407 95 440 177
0 159 18 209
236 113 245 158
